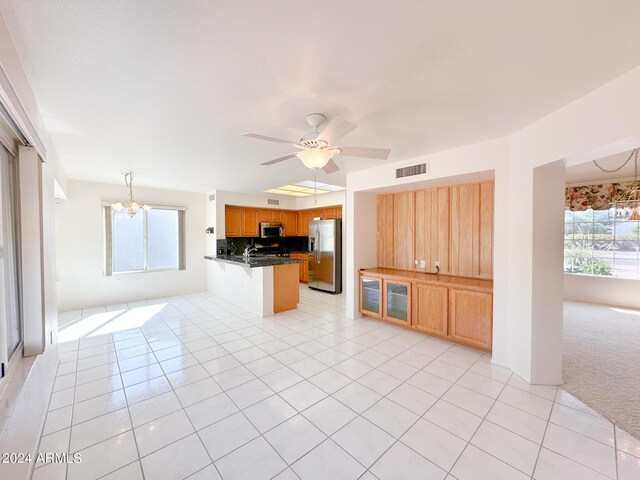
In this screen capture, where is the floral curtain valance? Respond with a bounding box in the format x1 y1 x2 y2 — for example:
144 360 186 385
565 181 637 211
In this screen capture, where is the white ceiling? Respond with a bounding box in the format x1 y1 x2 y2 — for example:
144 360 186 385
2 1 640 193
566 150 639 185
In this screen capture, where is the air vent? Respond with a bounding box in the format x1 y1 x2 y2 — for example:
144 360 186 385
267 198 280 205
396 163 427 179
208 194 215 201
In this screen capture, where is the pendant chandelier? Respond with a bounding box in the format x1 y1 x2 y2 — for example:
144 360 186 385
111 171 151 217
594 149 640 221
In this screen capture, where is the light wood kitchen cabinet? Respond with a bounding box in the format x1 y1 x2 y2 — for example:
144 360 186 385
359 268 493 351
376 180 493 280
412 283 448 337
360 276 382 318
450 181 494 279
283 210 298 236
241 208 259 237
225 206 242 237
449 288 493 350
414 187 450 274
393 192 415 271
383 279 411 326
376 194 394 268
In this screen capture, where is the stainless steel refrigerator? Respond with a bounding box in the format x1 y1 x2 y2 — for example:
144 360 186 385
308 219 342 294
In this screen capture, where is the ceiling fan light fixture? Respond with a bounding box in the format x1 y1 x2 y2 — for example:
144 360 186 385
295 149 334 170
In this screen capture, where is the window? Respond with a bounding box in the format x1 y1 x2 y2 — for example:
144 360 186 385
105 206 185 275
564 208 640 279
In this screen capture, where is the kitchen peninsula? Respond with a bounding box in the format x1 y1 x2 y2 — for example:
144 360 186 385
205 254 302 316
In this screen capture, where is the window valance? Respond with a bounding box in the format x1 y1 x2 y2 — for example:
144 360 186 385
565 181 637 211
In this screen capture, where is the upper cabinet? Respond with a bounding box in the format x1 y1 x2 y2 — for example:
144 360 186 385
225 206 243 237
375 180 494 279
225 205 341 237
450 181 494 279
393 192 415 271
283 210 298 236
241 209 260 237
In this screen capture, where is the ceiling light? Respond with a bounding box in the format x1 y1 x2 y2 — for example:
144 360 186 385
295 149 336 170
111 172 150 217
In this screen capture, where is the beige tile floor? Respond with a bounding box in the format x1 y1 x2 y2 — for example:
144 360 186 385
33 287 640 480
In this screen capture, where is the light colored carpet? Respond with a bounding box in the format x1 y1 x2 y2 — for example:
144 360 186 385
563 300 640 439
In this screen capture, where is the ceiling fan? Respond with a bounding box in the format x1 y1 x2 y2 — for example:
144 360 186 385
242 113 390 174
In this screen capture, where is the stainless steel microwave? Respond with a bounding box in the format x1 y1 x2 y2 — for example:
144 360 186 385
260 222 284 238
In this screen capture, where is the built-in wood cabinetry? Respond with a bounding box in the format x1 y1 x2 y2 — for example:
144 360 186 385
412 283 448 337
376 180 493 279
241 209 259 237
225 206 242 237
359 268 493 351
283 210 298 236
376 195 394 268
289 253 309 283
225 205 341 237
449 288 493 349
450 182 494 279
393 192 415 271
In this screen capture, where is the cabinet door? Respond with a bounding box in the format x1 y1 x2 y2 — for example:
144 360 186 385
299 210 309 236
323 206 338 219
283 210 298 236
383 279 411 325
258 209 272 222
376 194 394 268
393 192 415 271
412 283 448 337
450 181 493 279
449 289 492 350
225 206 242 237
241 209 259 236
360 275 382 317
271 210 284 223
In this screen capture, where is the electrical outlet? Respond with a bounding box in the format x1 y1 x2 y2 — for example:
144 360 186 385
435 261 440 269
420 259 426 268
414 259 419 265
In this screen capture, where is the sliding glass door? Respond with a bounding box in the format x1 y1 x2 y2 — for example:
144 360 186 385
0 144 22 370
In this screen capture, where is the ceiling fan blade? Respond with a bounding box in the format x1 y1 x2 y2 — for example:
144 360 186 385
242 133 300 147
260 153 298 165
322 158 340 174
316 117 357 144
339 146 391 160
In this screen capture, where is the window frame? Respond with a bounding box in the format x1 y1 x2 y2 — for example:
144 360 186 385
104 204 186 276
564 208 640 279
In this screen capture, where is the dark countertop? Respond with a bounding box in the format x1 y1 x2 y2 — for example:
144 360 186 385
205 255 303 268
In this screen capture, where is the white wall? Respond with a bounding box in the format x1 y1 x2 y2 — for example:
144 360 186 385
564 274 640 309
56 180 207 311
295 190 345 210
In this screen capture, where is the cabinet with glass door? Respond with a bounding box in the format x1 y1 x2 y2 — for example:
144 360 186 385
360 276 382 318
382 279 411 325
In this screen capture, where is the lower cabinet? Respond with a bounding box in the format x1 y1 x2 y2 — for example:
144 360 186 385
359 270 493 351
360 276 382 318
382 279 411 326
449 288 493 350
412 283 448 337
